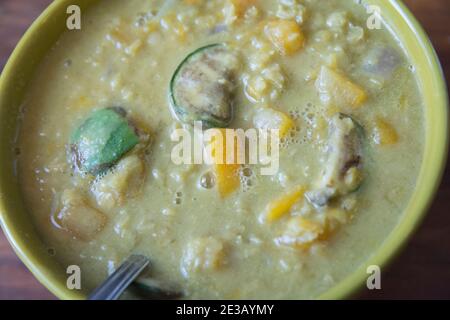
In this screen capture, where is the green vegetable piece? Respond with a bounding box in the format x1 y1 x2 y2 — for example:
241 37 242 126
170 44 238 128
70 107 139 175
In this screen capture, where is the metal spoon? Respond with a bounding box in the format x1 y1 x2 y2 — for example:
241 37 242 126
88 254 150 300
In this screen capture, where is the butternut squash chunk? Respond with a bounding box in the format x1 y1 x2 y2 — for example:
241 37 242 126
253 107 295 138
181 237 226 278
92 154 146 210
265 20 305 56
275 216 325 249
373 117 399 145
315 66 367 109
264 186 306 222
209 129 242 198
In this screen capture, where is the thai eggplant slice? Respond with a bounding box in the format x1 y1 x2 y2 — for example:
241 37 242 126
170 43 239 128
306 113 364 207
70 107 140 175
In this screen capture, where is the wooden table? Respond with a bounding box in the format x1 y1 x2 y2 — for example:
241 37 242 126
0 0 449 300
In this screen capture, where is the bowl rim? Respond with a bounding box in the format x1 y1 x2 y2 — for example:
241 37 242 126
0 0 448 300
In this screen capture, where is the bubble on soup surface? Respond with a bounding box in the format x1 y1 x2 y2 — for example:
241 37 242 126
239 166 256 192
240 178 251 192
279 125 300 149
241 167 253 178
200 171 216 189
289 108 301 120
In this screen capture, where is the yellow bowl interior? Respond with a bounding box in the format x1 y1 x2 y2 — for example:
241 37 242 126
0 0 447 300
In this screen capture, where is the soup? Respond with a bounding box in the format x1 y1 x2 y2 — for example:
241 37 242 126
16 0 424 299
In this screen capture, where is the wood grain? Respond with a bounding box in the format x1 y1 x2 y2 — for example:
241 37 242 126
0 0 449 300
0 0 56 300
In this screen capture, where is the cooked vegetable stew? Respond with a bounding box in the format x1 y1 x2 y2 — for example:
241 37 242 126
16 0 424 299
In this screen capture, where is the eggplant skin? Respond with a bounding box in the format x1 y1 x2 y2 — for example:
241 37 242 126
170 44 238 128
70 107 139 175
306 113 364 207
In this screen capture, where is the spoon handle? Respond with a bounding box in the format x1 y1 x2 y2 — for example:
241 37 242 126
88 254 150 300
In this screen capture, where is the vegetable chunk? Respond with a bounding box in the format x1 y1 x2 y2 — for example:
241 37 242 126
372 117 399 145
275 209 351 250
57 189 107 241
181 237 226 278
253 107 295 138
306 114 364 207
265 20 305 56
215 163 241 198
264 186 306 222
315 66 367 109
170 44 239 128
208 129 242 198
92 154 146 210
70 107 139 175
275 217 325 249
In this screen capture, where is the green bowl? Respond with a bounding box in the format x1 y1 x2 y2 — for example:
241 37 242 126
0 0 448 300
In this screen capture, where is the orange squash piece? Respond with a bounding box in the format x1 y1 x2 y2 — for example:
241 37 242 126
315 66 367 109
264 186 306 222
373 117 399 145
210 129 242 198
265 20 305 56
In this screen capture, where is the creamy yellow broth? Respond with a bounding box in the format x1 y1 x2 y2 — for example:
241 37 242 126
17 0 424 299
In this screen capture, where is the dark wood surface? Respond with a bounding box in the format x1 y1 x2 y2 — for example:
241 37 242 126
0 0 449 300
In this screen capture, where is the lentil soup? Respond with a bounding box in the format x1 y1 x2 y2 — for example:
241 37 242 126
16 0 424 299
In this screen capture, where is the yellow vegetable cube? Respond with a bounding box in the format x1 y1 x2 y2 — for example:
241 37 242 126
276 216 325 249
253 107 295 138
265 20 305 55
215 162 241 198
373 117 399 145
209 129 242 198
315 66 367 109
181 237 226 278
92 155 146 211
264 186 306 222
